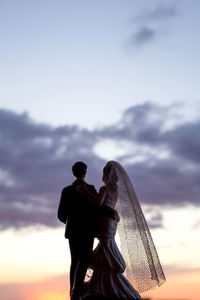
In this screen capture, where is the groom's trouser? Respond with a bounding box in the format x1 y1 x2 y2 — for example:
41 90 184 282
69 235 94 293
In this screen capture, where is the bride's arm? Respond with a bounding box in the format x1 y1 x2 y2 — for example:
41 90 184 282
76 185 106 207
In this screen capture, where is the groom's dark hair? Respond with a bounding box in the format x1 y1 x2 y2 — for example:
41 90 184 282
72 161 87 178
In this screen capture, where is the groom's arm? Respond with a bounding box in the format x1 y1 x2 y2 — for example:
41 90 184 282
84 184 119 220
89 185 119 221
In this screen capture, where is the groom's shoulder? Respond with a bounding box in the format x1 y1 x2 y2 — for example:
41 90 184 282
86 183 95 188
86 183 97 195
61 184 74 194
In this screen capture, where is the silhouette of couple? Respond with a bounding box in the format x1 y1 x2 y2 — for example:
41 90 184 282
58 161 165 300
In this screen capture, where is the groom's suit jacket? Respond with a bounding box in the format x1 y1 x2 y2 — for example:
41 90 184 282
58 179 118 239
58 179 98 239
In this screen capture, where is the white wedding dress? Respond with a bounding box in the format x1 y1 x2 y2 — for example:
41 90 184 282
81 196 143 300
81 160 165 299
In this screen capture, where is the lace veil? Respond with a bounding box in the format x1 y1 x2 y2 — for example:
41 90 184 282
104 161 166 293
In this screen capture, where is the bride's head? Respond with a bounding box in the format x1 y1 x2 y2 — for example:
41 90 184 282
102 162 118 192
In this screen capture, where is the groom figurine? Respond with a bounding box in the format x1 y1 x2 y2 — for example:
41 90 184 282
58 161 97 300
58 161 119 300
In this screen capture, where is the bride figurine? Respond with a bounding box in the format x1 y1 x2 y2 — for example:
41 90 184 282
77 161 165 300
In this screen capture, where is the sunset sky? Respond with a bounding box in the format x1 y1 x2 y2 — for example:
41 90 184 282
0 1 200 300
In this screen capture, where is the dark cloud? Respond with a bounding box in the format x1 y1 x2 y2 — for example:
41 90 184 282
0 102 199 230
163 122 200 163
128 4 177 47
129 26 156 46
135 5 177 22
99 103 200 206
0 108 102 230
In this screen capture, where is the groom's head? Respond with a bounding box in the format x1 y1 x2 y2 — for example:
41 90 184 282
72 161 87 179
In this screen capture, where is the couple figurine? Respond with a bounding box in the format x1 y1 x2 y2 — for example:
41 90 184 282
58 161 165 300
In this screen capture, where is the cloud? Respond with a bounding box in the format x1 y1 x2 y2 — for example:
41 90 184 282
0 102 199 230
0 108 102 230
99 103 200 206
144 209 163 229
128 4 177 47
129 26 156 46
135 5 177 23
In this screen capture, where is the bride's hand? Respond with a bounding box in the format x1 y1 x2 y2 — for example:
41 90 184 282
114 211 120 222
76 184 88 194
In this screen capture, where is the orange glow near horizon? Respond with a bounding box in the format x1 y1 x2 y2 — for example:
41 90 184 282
1 270 199 300
143 271 200 300
37 291 69 300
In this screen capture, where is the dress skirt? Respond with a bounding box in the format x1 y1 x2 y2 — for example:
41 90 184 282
81 216 143 300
